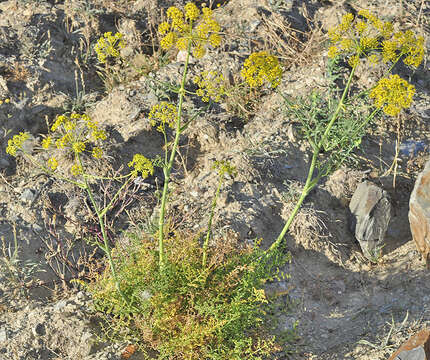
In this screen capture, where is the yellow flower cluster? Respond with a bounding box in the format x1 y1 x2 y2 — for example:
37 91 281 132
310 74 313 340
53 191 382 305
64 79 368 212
383 30 425 68
0 98 10 105
241 51 283 88
327 10 425 69
42 113 107 174
6 132 30 156
47 157 58 171
213 159 237 177
128 153 154 178
369 74 415 116
193 70 226 102
95 32 126 64
70 163 83 176
158 2 221 58
149 102 177 133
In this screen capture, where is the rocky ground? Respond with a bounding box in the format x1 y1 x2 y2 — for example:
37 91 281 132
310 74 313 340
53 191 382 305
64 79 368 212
0 0 429 359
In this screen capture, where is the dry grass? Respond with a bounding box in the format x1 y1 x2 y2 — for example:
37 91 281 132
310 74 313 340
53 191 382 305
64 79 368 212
6 62 31 82
258 6 326 69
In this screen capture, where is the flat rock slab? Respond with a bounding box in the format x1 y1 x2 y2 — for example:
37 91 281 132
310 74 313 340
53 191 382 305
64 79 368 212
349 181 391 260
388 329 430 360
409 159 430 268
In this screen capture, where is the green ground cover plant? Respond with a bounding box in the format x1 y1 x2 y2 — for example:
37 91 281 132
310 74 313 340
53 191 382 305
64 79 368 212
4 2 425 358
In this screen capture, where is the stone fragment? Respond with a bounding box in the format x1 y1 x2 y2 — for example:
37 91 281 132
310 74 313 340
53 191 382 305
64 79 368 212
0 327 7 342
409 159 430 268
388 329 430 360
32 323 45 336
349 181 391 259
20 188 36 203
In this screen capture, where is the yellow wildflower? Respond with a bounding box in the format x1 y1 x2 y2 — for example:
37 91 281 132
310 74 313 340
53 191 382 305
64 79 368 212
47 157 58 171
359 37 379 51
72 141 86 153
192 44 206 59
382 40 397 62
41 136 52 149
159 2 221 57
51 115 67 132
368 54 380 65
241 51 283 88
348 54 360 68
149 102 177 133
56 133 72 149
369 74 415 117
328 46 340 59
355 20 367 35
328 29 341 43
128 154 154 178
64 120 76 132
184 2 200 21
213 160 237 177
160 32 176 50
167 6 185 31
70 163 83 176
380 21 394 39
339 13 354 32
92 147 103 159
396 30 425 68
91 129 107 141
158 22 170 35
95 32 126 64
208 33 221 47
6 132 30 156
339 38 355 51
176 37 188 51
193 71 226 102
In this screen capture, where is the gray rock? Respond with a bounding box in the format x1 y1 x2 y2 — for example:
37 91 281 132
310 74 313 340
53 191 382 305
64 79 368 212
0 157 10 169
395 347 426 360
349 181 391 260
20 188 36 203
409 159 430 268
32 323 45 336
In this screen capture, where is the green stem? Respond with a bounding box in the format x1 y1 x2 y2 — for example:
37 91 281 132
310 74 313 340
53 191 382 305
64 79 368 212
158 36 192 270
99 174 133 218
202 174 224 268
269 63 358 252
23 153 86 189
76 154 128 303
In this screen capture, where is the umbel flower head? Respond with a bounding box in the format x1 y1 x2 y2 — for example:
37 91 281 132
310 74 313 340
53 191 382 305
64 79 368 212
327 10 425 69
369 74 415 117
149 102 177 133
241 51 283 88
128 154 154 178
42 113 107 175
6 132 30 156
95 32 126 64
193 70 226 102
158 2 221 58
212 159 237 177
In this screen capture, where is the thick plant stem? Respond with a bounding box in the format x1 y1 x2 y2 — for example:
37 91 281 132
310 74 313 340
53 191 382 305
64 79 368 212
158 40 192 270
202 174 224 268
270 64 358 252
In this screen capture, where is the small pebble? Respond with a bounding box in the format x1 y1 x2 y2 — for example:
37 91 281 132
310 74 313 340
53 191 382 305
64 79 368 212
32 323 45 336
0 328 7 342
